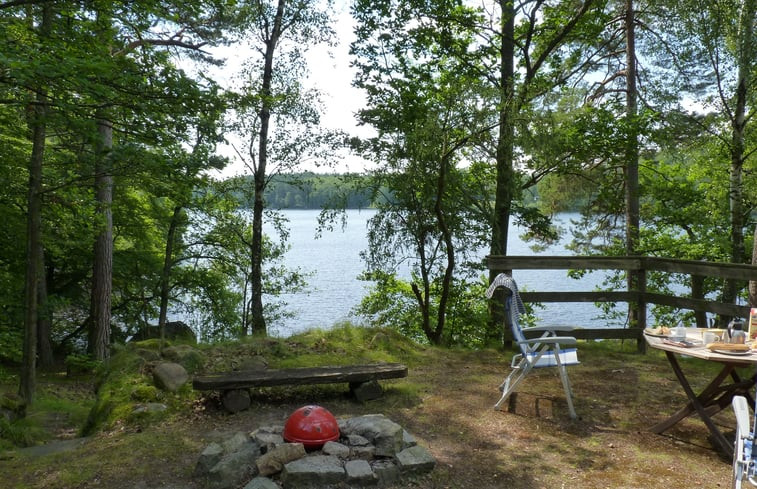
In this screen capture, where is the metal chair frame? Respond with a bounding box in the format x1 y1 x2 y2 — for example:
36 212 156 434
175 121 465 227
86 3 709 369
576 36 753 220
487 274 580 419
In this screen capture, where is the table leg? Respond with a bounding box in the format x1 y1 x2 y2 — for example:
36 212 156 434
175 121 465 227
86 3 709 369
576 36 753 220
650 351 735 456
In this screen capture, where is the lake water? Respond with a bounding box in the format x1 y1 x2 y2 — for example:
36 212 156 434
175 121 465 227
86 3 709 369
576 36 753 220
265 209 613 337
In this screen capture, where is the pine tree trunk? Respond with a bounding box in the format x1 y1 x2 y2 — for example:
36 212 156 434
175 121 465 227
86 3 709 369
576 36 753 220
37 245 53 368
19 3 52 405
158 205 182 347
487 0 516 346
726 0 754 309
624 0 642 334
89 118 113 360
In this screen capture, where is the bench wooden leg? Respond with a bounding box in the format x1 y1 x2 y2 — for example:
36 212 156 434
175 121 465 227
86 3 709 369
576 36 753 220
350 380 383 401
222 389 251 413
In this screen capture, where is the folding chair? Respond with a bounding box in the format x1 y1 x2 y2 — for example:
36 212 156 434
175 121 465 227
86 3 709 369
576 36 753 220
486 273 580 419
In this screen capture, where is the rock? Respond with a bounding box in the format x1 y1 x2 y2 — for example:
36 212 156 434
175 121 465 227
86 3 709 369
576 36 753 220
131 402 167 415
134 321 197 343
0 393 26 421
162 345 205 373
350 444 376 460
222 432 252 454
221 389 251 413
134 348 161 362
243 477 280 489
194 442 224 477
402 429 417 449
370 459 401 486
350 380 384 402
152 362 188 392
345 459 377 486
340 414 404 457
236 356 268 371
281 455 345 487
250 428 284 453
205 442 260 489
395 445 436 474
256 443 306 476
322 441 350 459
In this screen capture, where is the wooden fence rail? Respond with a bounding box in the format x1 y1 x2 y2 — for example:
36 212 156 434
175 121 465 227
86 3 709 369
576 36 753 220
486 255 757 345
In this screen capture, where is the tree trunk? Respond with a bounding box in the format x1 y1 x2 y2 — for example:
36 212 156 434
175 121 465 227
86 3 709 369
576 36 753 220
37 245 53 368
249 0 287 337
19 3 52 406
487 0 516 346
433 153 455 343
725 0 754 309
89 117 113 360
158 205 182 348
624 0 642 335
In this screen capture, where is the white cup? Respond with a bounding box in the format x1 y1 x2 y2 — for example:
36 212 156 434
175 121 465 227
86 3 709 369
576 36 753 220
703 332 719 345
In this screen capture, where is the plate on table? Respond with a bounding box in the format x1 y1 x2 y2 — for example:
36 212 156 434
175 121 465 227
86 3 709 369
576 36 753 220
711 349 753 356
643 328 670 338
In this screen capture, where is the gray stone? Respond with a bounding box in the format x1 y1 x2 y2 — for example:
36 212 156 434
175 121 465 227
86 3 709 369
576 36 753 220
340 414 404 457
346 434 371 446
243 476 280 489
350 380 383 402
402 430 417 449
350 444 376 460
206 443 260 489
152 362 188 392
370 459 400 486
345 459 377 486
236 356 268 371
134 320 197 343
281 455 345 487
162 344 205 373
134 348 161 362
251 430 284 453
321 441 350 459
395 445 436 474
222 432 253 454
131 402 167 415
194 442 224 477
256 443 306 476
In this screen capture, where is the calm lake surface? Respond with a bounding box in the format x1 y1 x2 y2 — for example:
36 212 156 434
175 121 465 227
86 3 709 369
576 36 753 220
265 209 614 337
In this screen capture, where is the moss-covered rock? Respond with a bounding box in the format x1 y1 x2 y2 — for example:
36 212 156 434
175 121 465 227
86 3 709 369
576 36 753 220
82 348 194 436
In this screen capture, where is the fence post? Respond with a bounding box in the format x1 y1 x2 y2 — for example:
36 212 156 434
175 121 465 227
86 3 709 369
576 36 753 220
637 268 647 353
691 275 707 327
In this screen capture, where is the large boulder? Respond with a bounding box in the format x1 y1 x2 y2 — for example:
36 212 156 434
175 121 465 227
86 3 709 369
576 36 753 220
133 321 197 343
152 362 189 393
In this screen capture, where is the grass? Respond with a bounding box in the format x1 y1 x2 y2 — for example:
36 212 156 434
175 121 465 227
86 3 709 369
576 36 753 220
0 326 742 488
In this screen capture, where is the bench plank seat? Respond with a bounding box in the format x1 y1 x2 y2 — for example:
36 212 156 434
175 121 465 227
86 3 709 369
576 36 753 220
192 362 408 391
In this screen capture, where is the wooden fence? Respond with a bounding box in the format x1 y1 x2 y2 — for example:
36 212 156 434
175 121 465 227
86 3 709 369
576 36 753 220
486 255 757 345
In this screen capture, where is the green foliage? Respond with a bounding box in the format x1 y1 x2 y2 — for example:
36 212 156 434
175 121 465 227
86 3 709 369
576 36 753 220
0 417 46 449
355 272 491 348
64 354 101 375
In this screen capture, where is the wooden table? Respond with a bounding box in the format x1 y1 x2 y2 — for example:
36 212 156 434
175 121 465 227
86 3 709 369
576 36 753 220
644 332 757 456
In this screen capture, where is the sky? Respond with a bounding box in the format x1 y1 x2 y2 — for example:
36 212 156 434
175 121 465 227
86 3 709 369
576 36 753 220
201 1 371 179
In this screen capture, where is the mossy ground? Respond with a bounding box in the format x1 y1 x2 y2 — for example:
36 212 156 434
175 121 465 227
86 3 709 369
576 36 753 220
0 325 738 488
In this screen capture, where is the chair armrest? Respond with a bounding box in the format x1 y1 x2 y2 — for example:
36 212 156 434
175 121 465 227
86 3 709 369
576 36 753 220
733 395 751 437
517 337 577 347
527 325 576 334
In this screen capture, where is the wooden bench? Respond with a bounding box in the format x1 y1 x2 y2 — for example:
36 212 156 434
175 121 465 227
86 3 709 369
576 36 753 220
192 363 408 413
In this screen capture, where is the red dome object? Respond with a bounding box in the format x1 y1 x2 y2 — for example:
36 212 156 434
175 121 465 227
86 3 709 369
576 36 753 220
283 405 340 450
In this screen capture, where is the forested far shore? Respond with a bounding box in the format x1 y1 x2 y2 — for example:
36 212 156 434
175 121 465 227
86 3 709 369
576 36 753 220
227 172 551 211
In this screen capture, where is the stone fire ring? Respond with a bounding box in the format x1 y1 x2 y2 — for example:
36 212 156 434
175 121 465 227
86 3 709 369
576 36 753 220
193 413 436 488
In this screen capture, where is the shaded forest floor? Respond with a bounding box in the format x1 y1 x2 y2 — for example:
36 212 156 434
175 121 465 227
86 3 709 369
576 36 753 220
0 329 738 488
